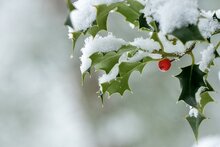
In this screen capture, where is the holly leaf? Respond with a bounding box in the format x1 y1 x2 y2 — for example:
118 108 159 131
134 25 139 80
126 0 144 13
176 65 206 108
200 92 214 112
186 113 206 140
64 14 73 28
96 3 122 30
70 32 81 50
86 25 100 37
66 0 75 11
90 45 136 74
101 57 153 96
171 25 205 44
116 0 144 26
139 13 152 31
95 1 143 36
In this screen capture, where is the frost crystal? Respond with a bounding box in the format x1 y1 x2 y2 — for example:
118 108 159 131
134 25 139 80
80 34 126 73
70 0 123 32
199 44 215 72
141 0 199 33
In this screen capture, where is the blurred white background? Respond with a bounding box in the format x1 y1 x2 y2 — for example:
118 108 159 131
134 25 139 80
0 0 220 147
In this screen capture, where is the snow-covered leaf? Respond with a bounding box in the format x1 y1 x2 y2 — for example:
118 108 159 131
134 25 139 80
100 57 153 96
90 45 136 74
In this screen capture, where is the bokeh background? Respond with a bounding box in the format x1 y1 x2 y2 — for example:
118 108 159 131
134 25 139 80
0 0 220 147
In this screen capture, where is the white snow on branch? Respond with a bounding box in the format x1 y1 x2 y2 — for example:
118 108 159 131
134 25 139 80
70 0 124 32
80 34 126 73
199 44 215 72
130 37 161 52
123 51 162 63
141 0 199 34
70 6 96 32
158 32 186 54
198 10 220 38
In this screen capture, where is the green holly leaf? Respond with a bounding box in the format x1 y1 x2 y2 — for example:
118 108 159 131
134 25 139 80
171 25 205 44
139 13 152 31
214 42 220 58
101 57 153 96
200 92 214 112
198 79 214 112
95 1 143 36
86 25 100 37
64 14 73 28
116 1 143 26
66 0 75 11
176 65 207 108
186 113 206 140
96 3 121 30
90 45 136 74
126 0 144 13
70 32 81 50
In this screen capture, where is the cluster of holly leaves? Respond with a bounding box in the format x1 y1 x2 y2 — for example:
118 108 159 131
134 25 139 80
65 0 220 140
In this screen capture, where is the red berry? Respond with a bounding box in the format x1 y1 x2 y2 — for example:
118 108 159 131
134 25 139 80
158 58 171 72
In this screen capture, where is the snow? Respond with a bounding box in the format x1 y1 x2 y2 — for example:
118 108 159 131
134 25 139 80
141 0 199 34
195 87 205 102
158 32 186 54
67 26 74 39
70 0 124 32
130 37 161 52
80 34 126 73
201 10 215 18
189 107 199 118
199 44 215 72
99 64 119 84
216 9 220 19
123 51 161 62
192 136 220 147
198 10 220 38
70 6 96 31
